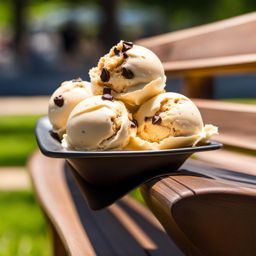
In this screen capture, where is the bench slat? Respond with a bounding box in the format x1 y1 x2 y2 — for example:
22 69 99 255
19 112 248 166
137 12 256 66
163 55 256 76
193 99 256 151
193 149 256 175
29 151 182 256
28 152 96 256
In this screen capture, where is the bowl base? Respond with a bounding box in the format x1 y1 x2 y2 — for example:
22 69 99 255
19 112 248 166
66 162 176 210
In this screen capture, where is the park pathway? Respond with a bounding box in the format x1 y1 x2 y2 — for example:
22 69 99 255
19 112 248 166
1 96 48 116
0 167 30 190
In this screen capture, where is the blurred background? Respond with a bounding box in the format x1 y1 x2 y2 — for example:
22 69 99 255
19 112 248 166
0 0 255 255
0 0 256 96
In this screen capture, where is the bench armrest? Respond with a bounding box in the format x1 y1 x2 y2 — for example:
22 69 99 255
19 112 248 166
140 170 256 256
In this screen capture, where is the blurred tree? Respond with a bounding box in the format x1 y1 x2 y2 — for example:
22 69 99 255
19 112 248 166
64 0 120 49
11 0 29 56
98 0 120 49
2 0 256 57
128 0 256 30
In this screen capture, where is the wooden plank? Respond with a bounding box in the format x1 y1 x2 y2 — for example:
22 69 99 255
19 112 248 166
137 12 256 48
68 201 147 255
193 149 256 175
140 179 202 255
194 99 256 112
169 174 256 196
28 152 96 256
183 159 256 189
121 196 164 231
194 99 256 151
137 13 256 77
117 197 182 255
109 204 157 251
137 12 256 62
65 164 182 256
163 54 256 77
29 151 182 255
213 134 256 151
141 165 256 256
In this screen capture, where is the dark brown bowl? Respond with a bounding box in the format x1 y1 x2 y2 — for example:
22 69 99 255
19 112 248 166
36 116 222 209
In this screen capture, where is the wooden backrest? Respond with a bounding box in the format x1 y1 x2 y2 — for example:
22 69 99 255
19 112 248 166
137 18 256 253
194 99 256 151
136 13 256 151
137 12 256 76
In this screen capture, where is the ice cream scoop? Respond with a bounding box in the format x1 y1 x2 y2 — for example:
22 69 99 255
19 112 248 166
127 92 218 150
62 96 135 151
48 79 92 138
89 41 166 108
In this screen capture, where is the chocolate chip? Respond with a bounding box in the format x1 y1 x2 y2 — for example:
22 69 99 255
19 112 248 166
103 87 111 95
122 41 133 52
123 52 128 59
130 119 138 128
114 47 120 56
102 86 113 101
54 95 64 107
102 94 113 101
152 115 162 125
72 77 82 82
100 68 110 82
122 68 134 79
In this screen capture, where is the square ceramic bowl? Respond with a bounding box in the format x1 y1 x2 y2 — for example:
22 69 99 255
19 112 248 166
36 116 222 209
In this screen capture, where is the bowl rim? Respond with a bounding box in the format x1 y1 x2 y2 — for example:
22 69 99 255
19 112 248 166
36 116 223 158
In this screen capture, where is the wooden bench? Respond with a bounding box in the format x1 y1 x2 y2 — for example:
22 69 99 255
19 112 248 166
29 151 256 256
29 13 256 255
29 152 183 256
136 12 256 98
136 12 256 255
141 165 256 256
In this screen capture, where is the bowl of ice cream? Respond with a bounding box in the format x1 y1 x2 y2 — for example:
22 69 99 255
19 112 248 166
36 40 222 209
36 116 221 209
36 115 221 185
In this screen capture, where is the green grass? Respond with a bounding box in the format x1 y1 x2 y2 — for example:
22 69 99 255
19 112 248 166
0 116 51 255
0 116 40 166
0 190 51 256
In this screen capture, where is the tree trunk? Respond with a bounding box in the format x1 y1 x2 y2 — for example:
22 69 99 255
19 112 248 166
98 0 120 50
12 0 28 56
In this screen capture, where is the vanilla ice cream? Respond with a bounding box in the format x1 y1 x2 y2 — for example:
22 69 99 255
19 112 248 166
127 92 218 150
62 96 135 150
89 41 166 107
48 79 92 138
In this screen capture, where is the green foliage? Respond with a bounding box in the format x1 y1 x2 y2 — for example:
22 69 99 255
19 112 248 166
128 0 256 30
0 190 51 256
0 2 11 26
0 116 40 166
1 0 256 30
